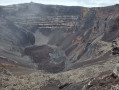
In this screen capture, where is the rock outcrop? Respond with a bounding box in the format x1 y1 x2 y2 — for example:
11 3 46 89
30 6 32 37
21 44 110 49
24 45 66 73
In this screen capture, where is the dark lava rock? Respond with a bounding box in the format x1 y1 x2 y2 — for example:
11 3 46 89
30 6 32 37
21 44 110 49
84 71 119 90
24 45 66 73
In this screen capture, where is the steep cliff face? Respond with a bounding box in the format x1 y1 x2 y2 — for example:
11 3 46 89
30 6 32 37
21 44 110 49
0 3 119 72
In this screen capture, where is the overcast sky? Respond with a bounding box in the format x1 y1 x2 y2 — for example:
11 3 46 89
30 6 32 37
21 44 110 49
0 0 119 7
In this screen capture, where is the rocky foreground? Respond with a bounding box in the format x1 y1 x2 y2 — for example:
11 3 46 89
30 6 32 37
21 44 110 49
0 53 119 90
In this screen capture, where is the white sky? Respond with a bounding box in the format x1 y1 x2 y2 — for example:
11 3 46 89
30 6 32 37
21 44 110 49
0 0 119 7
